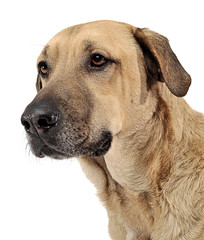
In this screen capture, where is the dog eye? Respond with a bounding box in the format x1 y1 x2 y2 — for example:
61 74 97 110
90 54 108 68
38 62 49 77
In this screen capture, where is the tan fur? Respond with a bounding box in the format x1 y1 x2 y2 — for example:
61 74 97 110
34 21 204 239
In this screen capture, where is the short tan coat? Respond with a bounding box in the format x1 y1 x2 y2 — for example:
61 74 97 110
23 21 204 239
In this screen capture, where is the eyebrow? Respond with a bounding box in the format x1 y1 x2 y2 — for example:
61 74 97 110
83 40 97 52
42 44 49 56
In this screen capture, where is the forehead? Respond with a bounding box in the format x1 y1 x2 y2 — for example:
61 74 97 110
38 21 135 60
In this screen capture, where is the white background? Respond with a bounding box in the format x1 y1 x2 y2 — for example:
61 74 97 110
0 0 203 239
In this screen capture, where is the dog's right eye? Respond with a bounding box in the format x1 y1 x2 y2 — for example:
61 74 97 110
90 54 109 69
91 54 107 67
38 62 49 77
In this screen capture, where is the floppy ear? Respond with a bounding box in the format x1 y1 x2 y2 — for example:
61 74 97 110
134 28 191 97
36 75 42 92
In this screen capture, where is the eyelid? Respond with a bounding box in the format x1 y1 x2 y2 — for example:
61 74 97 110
90 49 110 59
90 50 120 66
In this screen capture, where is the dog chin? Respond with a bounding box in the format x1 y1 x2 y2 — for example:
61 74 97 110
39 146 68 159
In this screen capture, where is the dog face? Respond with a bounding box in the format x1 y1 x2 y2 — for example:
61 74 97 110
21 20 191 159
21 21 133 159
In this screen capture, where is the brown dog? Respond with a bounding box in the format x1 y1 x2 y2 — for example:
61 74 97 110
21 20 204 239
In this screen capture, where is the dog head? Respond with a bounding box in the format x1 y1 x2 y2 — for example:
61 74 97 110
21 20 191 159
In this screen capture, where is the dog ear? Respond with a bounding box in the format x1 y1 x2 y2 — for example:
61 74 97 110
134 28 191 97
36 75 42 92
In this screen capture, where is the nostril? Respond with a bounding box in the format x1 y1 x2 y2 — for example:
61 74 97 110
21 119 31 132
37 119 49 128
37 114 59 129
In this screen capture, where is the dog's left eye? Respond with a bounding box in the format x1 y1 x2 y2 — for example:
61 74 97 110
90 54 108 68
38 62 49 77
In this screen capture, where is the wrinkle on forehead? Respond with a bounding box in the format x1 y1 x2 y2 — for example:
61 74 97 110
51 20 132 43
38 20 136 65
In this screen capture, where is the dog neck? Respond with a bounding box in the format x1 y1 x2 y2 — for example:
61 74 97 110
104 83 191 193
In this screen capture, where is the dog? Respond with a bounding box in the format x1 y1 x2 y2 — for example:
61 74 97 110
21 20 204 239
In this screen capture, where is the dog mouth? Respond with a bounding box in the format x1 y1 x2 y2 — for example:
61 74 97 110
27 130 112 159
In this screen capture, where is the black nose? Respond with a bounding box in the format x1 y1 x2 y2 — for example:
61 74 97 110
21 100 60 135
